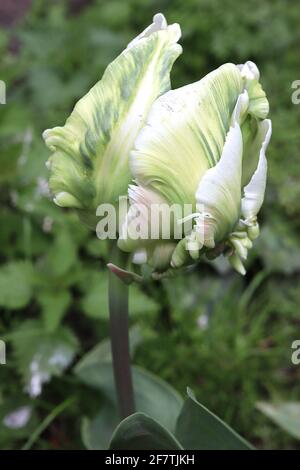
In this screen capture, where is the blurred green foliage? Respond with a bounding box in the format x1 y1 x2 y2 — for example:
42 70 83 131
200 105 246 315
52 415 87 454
0 0 299 449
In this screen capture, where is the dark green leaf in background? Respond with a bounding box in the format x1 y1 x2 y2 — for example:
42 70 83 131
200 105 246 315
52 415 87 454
81 401 119 450
257 402 300 441
0 261 34 309
37 289 71 332
10 320 78 396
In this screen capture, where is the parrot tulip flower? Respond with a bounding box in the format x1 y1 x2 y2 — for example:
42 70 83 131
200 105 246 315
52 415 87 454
41 14 273 425
43 14 182 227
118 61 272 275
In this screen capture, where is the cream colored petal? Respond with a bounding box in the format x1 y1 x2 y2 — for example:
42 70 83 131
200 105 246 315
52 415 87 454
43 14 182 213
241 119 272 220
228 252 246 275
131 63 243 206
194 109 244 247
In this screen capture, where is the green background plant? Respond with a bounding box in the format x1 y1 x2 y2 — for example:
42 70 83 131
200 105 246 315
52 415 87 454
0 0 299 450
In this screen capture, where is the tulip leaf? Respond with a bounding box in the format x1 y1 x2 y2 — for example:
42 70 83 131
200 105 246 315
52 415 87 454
81 401 119 450
256 402 300 440
109 413 183 450
75 361 183 435
175 388 253 450
75 325 143 369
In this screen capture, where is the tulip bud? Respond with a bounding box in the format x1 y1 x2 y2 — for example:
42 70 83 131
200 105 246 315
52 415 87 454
43 14 182 228
119 61 271 274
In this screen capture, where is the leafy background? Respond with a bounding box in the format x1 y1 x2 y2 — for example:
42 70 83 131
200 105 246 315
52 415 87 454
0 0 299 449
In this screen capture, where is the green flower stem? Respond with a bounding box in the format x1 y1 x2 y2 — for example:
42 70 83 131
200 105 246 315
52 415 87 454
108 244 135 419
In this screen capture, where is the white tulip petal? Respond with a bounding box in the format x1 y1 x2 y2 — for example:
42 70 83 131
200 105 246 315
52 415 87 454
195 118 243 247
127 13 168 49
241 119 272 219
131 63 243 206
238 61 260 81
231 90 249 124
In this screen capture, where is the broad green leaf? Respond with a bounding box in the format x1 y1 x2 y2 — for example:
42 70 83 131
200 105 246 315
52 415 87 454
131 63 243 207
80 270 158 319
43 14 182 214
75 362 183 434
85 238 109 258
109 413 182 450
82 401 119 450
130 285 159 315
45 229 77 277
0 261 34 310
257 402 300 440
75 325 143 370
175 388 252 450
80 271 108 319
10 320 78 397
37 289 71 332
76 327 148 450
0 138 23 184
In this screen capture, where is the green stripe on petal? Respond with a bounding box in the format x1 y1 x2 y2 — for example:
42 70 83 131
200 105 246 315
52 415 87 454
194 94 246 248
43 14 182 214
241 119 272 220
131 63 243 207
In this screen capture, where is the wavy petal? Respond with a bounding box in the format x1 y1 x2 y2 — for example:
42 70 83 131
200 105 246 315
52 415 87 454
241 119 272 219
131 63 243 206
43 14 182 213
194 94 246 247
126 13 168 48
239 61 269 119
238 61 260 81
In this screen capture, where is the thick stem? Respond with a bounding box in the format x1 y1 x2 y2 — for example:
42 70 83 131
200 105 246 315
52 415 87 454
108 245 135 419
